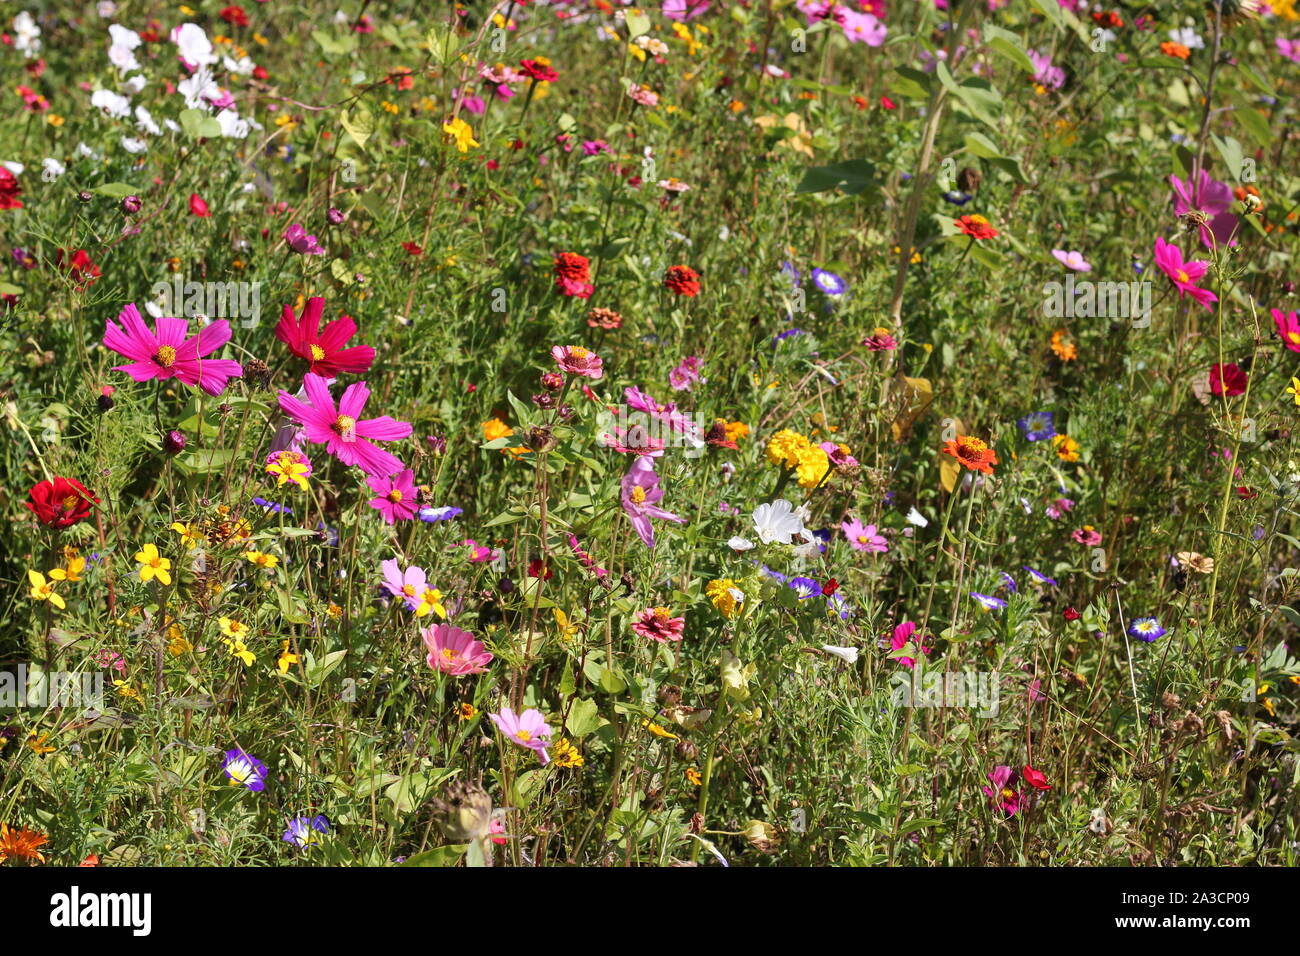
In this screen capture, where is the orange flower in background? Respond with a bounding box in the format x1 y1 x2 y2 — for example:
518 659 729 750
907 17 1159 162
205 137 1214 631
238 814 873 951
1049 328 1078 362
0 823 49 864
955 214 999 240
1160 41 1190 59
942 435 999 475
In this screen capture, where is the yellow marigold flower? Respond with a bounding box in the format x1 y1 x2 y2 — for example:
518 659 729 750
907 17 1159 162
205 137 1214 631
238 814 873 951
706 578 744 619
458 702 478 721
27 570 66 610
552 737 584 768
135 543 172 586
1050 328 1078 362
723 420 749 443
1052 434 1081 462
47 114 64 126
765 428 810 468
442 116 480 153
327 603 344 619
482 417 514 442
794 444 831 489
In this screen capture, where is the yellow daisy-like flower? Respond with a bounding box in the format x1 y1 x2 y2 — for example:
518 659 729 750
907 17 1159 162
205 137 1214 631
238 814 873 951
1052 434 1081 462
167 622 193 657
552 737 584 768
414 587 447 619
642 720 679 740
48 556 86 582
170 522 207 549
27 570 65 610
114 680 142 702
1286 377 1300 407
442 116 480 153
222 638 255 667
705 578 744 619
482 417 514 442
27 732 56 755
685 767 703 786
244 550 279 569
553 608 580 643
219 617 250 640
277 640 300 675
135 543 172 586
265 451 312 490
457 702 478 721
0 823 49 863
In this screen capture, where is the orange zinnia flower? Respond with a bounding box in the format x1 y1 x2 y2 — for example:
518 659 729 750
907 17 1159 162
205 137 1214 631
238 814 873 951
942 435 999 475
0 823 49 864
955 214 999 240
1160 41 1190 59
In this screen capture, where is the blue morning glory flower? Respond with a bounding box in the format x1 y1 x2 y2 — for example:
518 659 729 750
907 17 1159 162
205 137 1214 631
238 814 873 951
282 814 331 849
811 268 848 296
1128 617 1166 642
222 749 268 792
253 497 292 514
1022 566 1057 587
788 576 823 600
827 593 853 621
971 592 1007 611
1016 411 1056 442
941 190 972 206
419 506 464 523
1000 572 1018 593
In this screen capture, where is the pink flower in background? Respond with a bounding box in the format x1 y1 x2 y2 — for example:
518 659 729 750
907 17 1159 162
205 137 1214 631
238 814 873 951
1028 49 1065 90
668 355 703 391
662 0 710 22
422 623 493 675
103 304 244 396
277 372 411 477
189 192 210 217
1278 37 1300 64
983 765 1022 816
1051 249 1092 272
284 222 325 255
621 455 686 548
1045 497 1074 519
890 620 931 669
1272 308 1300 353
631 606 686 643
1169 171 1239 249
841 9 887 45
380 558 427 604
461 539 500 563
489 706 552 765
1072 526 1102 546
551 344 604 379
367 468 418 523
1153 236 1217 310
842 516 888 553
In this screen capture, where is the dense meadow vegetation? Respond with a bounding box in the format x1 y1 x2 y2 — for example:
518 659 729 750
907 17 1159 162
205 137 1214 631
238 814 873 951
0 0 1298 868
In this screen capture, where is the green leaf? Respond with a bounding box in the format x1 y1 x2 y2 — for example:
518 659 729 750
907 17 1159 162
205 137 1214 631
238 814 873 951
400 845 467 866
425 27 460 64
341 106 375 150
889 66 932 101
794 159 877 196
93 182 141 198
982 24 1034 73
179 108 222 140
1028 0 1065 30
565 697 604 737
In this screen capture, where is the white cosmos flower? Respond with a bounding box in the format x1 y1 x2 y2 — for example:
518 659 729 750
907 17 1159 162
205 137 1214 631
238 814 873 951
14 11 41 57
178 67 218 109
223 54 255 76
215 109 250 139
752 498 806 545
75 142 101 159
905 507 928 528
91 89 131 118
122 74 146 95
727 536 755 552
135 106 160 135
108 43 140 73
172 22 217 67
821 645 859 665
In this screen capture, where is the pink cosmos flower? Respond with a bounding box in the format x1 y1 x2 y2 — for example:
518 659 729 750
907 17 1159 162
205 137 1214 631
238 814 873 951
1278 37 1300 64
381 558 428 606
1209 362 1248 397
890 620 931 669
1051 249 1092 272
840 9 887 45
489 706 552 765
1153 236 1217 310
819 441 858 467
551 345 603 379
982 765 1021 816
625 386 699 436
1272 308 1300 353
103 304 244 396
1169 170 1238 249
621 455 686 548
367 468 418 524
631 606 686 643
461 538 500 563
662 0 710 21
841 517 888 553
284 222 325 255
422 623 493 675
277 372 412 477
1044 497 1074 519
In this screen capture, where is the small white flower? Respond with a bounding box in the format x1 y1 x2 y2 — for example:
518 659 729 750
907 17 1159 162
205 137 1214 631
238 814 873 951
172 22 218 67
905 507 928 528
821 645 859 665
108 44 140 73
41 157 65 179
1168 27 1203 50
1 161 25 175
727 536 755 552
13 11 42 57
91 89 131 118
122 74 147 95
121 136 147 154
75 142 102 160
134 106 160 136
752 498 806 545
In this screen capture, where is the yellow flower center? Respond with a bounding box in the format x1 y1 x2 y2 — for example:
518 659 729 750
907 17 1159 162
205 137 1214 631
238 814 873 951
332 415 356 439
630 486 646 505
153 345 177 367
515 730 532 742
310 344 326 361
1175 269 1189 284
570 346 588 358
387 490 403 502
857 535 869 544
402 585 417 597
1289 332 1300 344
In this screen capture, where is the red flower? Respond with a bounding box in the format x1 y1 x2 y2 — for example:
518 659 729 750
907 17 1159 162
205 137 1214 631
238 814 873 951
955 214 999 240
189 193 210 217
1209 363 1247 397
401 241 423 256
0 166 23 210
1022 764 1053 791
219 5 249 26
821 578 840 597
880 95 897 110
528 558 554 580
554 252 594 298
25 476 100 528
1063 606 1081 621
664 264 701 297
57 248 101 291
519 59 558 83
275 295 376 377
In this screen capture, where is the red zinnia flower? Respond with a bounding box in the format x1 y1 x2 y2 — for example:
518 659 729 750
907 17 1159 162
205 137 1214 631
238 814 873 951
663 264 701 297
219 5 249 26
1022 764 1053 791
553 252 594 298
275 296 376 377
25 476 100 528
955 214 999 240
189 193 210 217
0 166 22 210
520 58 558 83
941 435 999 475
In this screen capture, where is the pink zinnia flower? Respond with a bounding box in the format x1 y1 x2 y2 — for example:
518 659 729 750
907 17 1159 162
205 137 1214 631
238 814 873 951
632 606 686 643
422 623 493 675
551 344 603 379
1072 526 1102 546
276 372 411 477
890 620 931 669
841 517 888 553
662 0 710 21
284 222 325 255
103 304 244 396
1169 170 1239 249
1272 308 1300 353
983 765 1022 816
489 706 552 765
621 455 686 548
1153 236 1217 310
367 468 418 523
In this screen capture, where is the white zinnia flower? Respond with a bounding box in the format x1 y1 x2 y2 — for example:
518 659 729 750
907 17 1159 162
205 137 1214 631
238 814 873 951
752 498 806 545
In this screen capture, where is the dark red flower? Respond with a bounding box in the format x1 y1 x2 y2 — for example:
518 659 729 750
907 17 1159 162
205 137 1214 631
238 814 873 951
664 264 701 297
528 558 554 580
401 241 423 256
1063 606 1081 621
274 295 376 377
519 59 558 83
1209 363 1247 397
0 166 23 210
25 476 100 528
1022 764 1053 791
219 5 249 26
189 193 210 217
822 578 840 597
56 249 101 290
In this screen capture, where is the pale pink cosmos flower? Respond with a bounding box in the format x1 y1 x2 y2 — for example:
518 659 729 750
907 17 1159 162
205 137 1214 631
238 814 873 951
367 468 418 524
551 344 603 379
489 706 552 765
380 558 428 606
277 373 411 477
103 303 244 396
1051 249 1092 272
842 517 888 553
461 538 500 563
422 623 493 675
621 455 686 548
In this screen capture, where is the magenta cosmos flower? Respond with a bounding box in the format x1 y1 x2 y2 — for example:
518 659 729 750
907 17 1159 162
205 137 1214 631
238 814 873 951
489 706 552 765
1153 237 1217 310
277 373 411 477
890 620 931 669
422 623 493 675
1169 170 1238 250
1272 308 1300 353
367 468 418 523
284 222 325 255
841 517 888 553
982 765 1021 816
551 345 603 379
621 455 686 549
103 304 244 396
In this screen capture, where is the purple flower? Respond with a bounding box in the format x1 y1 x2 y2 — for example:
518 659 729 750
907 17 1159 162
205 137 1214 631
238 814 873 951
284 222 325 256
620 456 686 548
223 749 268 791
283 814 330 849
1170 170 1239 250
1128 617 1166 642
1016 411 1056 442
1023 566 1057 587
971 592 1007 611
